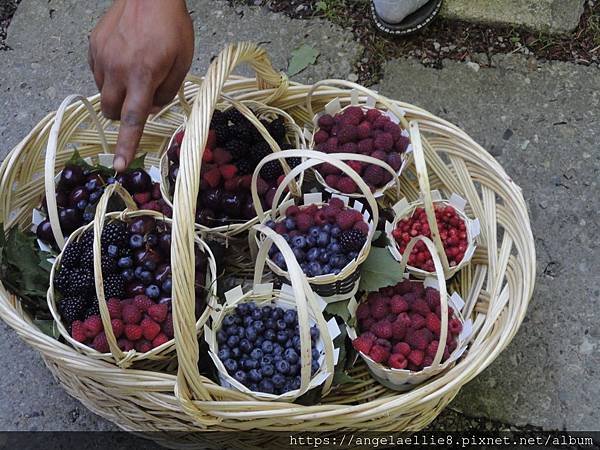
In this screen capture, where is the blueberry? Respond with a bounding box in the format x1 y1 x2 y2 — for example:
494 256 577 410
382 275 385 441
249 383 259 391
231 347 242 359
322 223 332 233
333 268 341 274
107 244 119 258
292 248 305 262
330 254 343 268
307 247 320 262
306 235 317 247
129 234 143 248
243 316 254 328
218 346 231 360
251 308 263 321
264 329 276 341
284 218 296 230
76 199 88 211
272 307 284 320
261 340 274 353
276 330 288 343
121 268 134 281
223 315 236 327
330 225 341 237
239 338 252 354
282 382 293 393
321 264 332 274
289 364 300 375
252 320 265 333
311 360 320 375
310 326 320 340
227 335 240 348
281 234 290 243
237 327 245 339
261 355 273 366
217 330 227 344
273 354 283 363
272 373 286 388
318 251 330 264
285 339 293 349
85 179 99 192
258 379 275 394
250 348 264 361
308 226 320 238
348 251 359 260
234 370 247 384
140 271 153 285
308 262 322 277
89 191 102 204
143 259 157 271
268 245 278 258
265 318 276 330
243 359 258 370
161 278 172 293
118 256 133 268
291 377 301 390
272 343 284 355
223 358 238 373
107 177 116 185
145 285 160 299
255 336 264 347
275 359 290 374
273 253 286 270
261 305 272 318
266 220 276 229
224 325 237 336
283 348 299 364
83 211 95 222
328 242 341 254
134 266 144 278
261 363 275 377
292 335 301 351
249 369 262 383
144 233 158 246
236 303 250 316
312 347 320 360
291 235 306 249
247 302 257 313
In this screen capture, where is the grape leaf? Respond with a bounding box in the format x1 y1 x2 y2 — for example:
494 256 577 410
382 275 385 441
358 246 404 293
33 319 59 339
128 153 147 170
324 299 351 322
287 45 320 77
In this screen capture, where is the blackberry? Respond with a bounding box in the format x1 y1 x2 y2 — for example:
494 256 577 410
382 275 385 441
210 109 226 128
339 229 367 253
58 296 86 323
54 269 70 295
224 108 244 124
61 241 82 269
212 122 231 146
267 117 287 143
237 119 258 143
286 156 301 168
103 273 125 299
101 221 128 247
225 139 246 159
101 254 118 274
84 301 100 319
260 160 283 182
69 268 94 296
250 141 271 164
235 158 254 176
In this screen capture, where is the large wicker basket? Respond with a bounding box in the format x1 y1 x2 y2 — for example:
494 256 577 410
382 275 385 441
0 42 535 440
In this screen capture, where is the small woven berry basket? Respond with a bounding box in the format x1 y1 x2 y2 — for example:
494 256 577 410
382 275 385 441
251 149 400 302
159 97 306 241
204 224 338 401
47 183 218 368
347 236 472 391
385 121 480 279
306 82 412 199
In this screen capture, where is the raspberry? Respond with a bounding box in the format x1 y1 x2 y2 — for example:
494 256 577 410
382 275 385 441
369 297 389 320
391 318 406 340
409 313 426 330
133 295 154 312
371 150 387 161
347 160 363 174
122 304 142 325
353 220 369 235
374 115 391 130
71 320 86 343
362 331 377 342
371 320 392 339
124 324 143 341
206 129 217 149
202 147 213 163
356 303 371 320
295 213 314 232
319 163 341 175
388 353 408 369
133 191 152 206
83 315 103 339
426 340 439 358
423 312 440 335
386 152 403 171
336 209 358 230
219 164 238 180
393 342 411 356
411 299 431 316
352 335 373 354
135 339 152 353
336 177 357 194
317 114 334 130
395 135 410 153
110 319 124 338
357 121 372 139
285 205 300 217
357 138 374 154
363 165 385 186
425 287 440 310
394 280 413 295
406 328 433 351
374 132 394 152
449 318 463 335
162 313 174 339
148 303 169 323
106 298 122 319
360 317 375 332
423 356 434 367
212 148 232 165
369 345 390 363
365 108 382 123
93 331 110 353
152 333 170 348
389 295 408 314
203 168 221 188
141 318 161 341
325 175 340 189
313 210 328 226
343 106 364 125
324 137 339 153
118 338 135 351
314 129 329 144
341 142 358 154
407 349 424 367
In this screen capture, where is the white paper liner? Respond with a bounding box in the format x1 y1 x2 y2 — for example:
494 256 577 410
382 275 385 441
347 279 473 391
205 284 340 402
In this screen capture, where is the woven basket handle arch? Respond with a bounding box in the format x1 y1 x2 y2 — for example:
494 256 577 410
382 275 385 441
171 43 288 403
91 183 138 365
44 95 111 249
253 224 335 395
399 235 449 368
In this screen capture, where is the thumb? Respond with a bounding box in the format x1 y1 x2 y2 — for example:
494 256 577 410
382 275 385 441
113 84 154 172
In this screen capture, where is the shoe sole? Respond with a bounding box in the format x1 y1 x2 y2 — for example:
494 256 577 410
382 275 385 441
370 0 443 35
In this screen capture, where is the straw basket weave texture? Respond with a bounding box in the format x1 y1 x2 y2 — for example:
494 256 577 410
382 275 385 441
0 42 535 437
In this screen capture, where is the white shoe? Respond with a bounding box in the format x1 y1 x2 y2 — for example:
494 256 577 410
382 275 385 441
371 0 443 35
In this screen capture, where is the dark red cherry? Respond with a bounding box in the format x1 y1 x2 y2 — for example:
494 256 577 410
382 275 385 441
154 264 171 284
126 282 146 296
201 188 222 211
242 197 256 220
128 216 156 235
167 143 180 163
158 232 172 254
220 192 241 216
68 187 89 207
58 208 82 233
36 219 55 244
115 172 132 191
59 165 84 189
168 164 179 184
196 208 215 226
129 169 151 193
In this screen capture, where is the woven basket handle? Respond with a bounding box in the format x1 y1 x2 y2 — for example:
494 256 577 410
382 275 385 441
305 79 410 130
171 43 288 403
44 95 111 249
253 224 335 395
399 236 448 368
91 183 138 364
408 121 451 271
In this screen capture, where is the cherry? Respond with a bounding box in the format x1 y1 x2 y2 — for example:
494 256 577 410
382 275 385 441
201 188 222 211
126 281 146 296
128 216 156 235
58 208 82 233
68 187 89 207
158 233 172 254
59 165 84 190
36 219 55 244
129 169 152 193
154 264 171 284
167 143 180 163
196 208 215 226
241 197 256 220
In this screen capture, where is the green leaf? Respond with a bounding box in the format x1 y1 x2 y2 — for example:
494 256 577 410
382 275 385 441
358 246 404 293
33 319 59 339
333 371 360 385
67 150 95 172
128 153 147 170
324 299 351 322
287 45 320 77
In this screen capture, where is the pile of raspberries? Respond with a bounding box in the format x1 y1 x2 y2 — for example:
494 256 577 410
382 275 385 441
352 280 462 372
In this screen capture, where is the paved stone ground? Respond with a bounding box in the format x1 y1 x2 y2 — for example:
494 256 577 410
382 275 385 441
0 0 598 434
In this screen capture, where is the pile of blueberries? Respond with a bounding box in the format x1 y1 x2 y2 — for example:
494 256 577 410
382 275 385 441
216 301 321 395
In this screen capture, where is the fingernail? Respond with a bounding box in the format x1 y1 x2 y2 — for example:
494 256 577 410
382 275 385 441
113 155 126 172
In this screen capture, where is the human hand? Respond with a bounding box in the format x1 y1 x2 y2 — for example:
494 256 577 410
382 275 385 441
89 0 194 172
